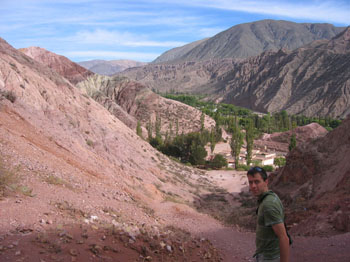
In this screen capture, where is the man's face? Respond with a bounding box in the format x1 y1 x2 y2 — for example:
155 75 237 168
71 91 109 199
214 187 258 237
247 172 268 197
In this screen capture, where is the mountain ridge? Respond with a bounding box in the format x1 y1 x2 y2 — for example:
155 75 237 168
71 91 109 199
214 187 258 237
154 19 345 63
78 59 148 75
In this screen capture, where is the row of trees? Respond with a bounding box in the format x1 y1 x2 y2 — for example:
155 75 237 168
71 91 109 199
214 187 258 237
139 93 336 170
138 111 294 170
139 114 226 168
163 94 342 132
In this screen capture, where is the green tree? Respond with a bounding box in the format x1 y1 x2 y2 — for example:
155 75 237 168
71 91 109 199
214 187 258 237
281 110 289 130
200 112 205 132
189 142 207 165
209 129 217 155
274 157 286 168
209 154 228 169
146 120 153 140
155 114 162 140
175 118 179 136
289 134 296 151
230 119 244 170
136 121 143 138
168 122 173 139
245 118 254 166
215 122 222 142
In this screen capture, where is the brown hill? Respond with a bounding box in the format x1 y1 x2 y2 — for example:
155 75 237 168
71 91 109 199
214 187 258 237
255 123 328 152
0 37 224 261
77 74 216 135
19 46 94 84
270 116 350 235
154 20 344 63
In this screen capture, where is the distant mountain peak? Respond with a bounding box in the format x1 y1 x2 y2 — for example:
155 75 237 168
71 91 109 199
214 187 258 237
153 20 345 63
78 59 148 76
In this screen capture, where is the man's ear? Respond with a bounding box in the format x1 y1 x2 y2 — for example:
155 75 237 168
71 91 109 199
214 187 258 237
265 179 269 185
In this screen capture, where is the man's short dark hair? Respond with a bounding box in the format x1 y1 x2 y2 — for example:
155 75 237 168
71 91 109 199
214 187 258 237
247 166 268 181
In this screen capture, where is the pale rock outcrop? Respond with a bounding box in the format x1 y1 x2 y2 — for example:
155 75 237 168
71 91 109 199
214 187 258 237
77 75 216 136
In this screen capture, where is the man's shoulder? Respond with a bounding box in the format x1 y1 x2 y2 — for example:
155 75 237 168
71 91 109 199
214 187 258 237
261 192 282 207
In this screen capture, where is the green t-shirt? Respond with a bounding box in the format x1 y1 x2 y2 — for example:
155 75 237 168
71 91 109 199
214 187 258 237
254 190 284 260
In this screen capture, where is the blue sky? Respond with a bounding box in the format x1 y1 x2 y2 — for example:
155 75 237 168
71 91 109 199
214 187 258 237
1 0 349 62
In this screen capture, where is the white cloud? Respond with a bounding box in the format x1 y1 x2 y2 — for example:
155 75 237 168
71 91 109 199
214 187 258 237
159 0 350 25
70 29 187 48
63 50 160 62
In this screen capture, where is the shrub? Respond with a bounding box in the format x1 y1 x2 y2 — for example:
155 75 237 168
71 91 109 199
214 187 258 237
208 154 228 169
0 164 15 198
236 164 250 171
274 157 286 168
263 165 274 172
1 90 16 103
85 139 94 147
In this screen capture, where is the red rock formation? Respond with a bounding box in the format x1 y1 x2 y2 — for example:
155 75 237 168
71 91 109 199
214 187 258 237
77 75 216 136
271 116 350 235
19 46 94 84
254 122 328 152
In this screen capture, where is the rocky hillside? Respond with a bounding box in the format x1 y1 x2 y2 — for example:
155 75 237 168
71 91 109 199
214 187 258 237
270 116 350 235
77 74 216 134
154 20 345 63
214 27 350 118
255 123 328 152
20 46 214 135
78 59 147 76
122 27 350 118
153 39 208 64
119 59 236 94
0 37 223 260
19 46 94 84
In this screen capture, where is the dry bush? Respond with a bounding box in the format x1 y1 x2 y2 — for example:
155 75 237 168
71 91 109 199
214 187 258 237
0 159 17 198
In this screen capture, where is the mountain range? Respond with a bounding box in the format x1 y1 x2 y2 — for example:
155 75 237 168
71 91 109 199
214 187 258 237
120 20 350 118
78 59 148 76
153 19 345 63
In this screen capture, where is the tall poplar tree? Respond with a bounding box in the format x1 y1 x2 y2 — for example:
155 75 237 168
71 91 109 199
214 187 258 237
146 120 153 140
155 114 162 140
230 118 244 169
245 118 254 166
136 121 143 138
289 134 296 151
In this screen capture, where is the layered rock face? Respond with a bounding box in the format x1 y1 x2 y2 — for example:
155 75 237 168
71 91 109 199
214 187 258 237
215 27 350 118
77 75 216 135
119 59 236 94
271 116 350 234
154 20 344 63
19 46 94 84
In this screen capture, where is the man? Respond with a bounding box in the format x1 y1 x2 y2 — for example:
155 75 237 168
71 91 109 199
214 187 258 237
247 166 290 262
